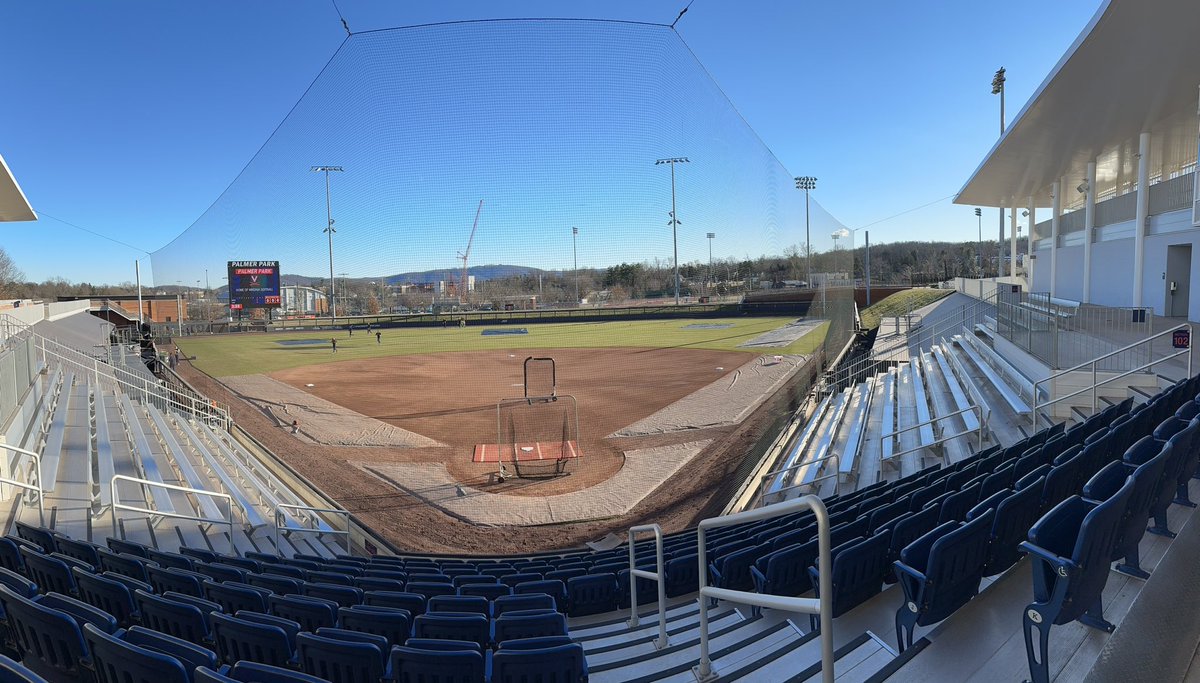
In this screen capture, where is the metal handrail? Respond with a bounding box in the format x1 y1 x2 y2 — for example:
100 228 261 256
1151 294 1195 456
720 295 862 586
880 405 983 453
626 523 668 649
0 443 46 525
758 453 839 507
273 503 351 555
939 336 994 430
1030 323 1191 428
1033 347 1192 430
694 495 833 683
110 474 235 555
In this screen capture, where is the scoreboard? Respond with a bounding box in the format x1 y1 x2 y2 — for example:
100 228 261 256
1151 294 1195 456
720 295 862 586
227 261 281 308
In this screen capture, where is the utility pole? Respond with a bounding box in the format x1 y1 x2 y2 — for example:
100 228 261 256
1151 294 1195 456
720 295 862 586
311 165 344 324
992 68 1006 278
865 231 872 307
974 207 983 276
572 227 579 305
706 232 715 296
795 177 817 287
655 157 689 305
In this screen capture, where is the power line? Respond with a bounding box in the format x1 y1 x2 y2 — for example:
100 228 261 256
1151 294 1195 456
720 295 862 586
671 0 697 29
852 194 956 231
31 209 151 254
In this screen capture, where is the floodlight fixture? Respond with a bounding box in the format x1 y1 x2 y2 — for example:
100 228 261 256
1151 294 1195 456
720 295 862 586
794 177 817 287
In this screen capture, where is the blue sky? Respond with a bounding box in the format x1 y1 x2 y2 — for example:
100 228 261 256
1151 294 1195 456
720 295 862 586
0 1 1101 285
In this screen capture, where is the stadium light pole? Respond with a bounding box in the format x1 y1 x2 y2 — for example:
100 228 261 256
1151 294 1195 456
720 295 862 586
974 207 983 276
656 157 689 305
572 227 580 305
795 177 817 288
311 165 344 324
706 232 715 295
992 68 1006 279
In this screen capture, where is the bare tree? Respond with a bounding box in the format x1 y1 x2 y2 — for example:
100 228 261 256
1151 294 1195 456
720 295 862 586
0 248 23 297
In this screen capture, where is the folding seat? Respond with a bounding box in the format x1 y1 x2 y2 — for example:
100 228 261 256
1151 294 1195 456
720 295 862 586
105 538 149 558
751 518 867 602
220 556 265 573
499 572 542 588
135 589 212 643
72 568 139 627
196 661 330 683
19 547 77 596
564 573 618 617
440 567 478 580
364 590 426 615
1042 433 1073 465
977 463 1015 501
413 612 490 649
122 624 220 674
0 568 35 599
1082 442 1170 579
1011 450 1044 483
1052 443 1082 468
95 549 152 583
147 566 206 597
907 480 946 512
479 566 516 579
493 641 587 682
34 591 117 635
768 524 816 551
495 593 556 617
968 482 1043 577
296 630 388 683
0 539 26 575
361 569 407 581
0 654 47 682
83 621 190 683
450 574 495 588
515 579 568 609
245 551 282 565
262 564 307 580
195 562 248 584
407 572 451 584
268 594 338 632
54 536 100 567
354 576 405 593
1021 478 1135 683
1174 419 1200 507
390 643 485 683
248 573 303 596
707 544 763 592
936 482 982 524
232 610 301 651
406 581 456 600
458 583 511 601
292 553 328 564
492 607 571 643
662 554 699 598
867 499 911 534
1148 418 1198 536
893 508 995 652
807 532 890 631
337 605 411 648
0 585 90 680
302 581 363 607
205 580 271 614
210 612 296 668
307 570 354 586
1041 454 1085 513
178 546 219 564
13 523 55 555
943 468 977 496
145 549 195 571
429 594 489 615
1016 466 1051 493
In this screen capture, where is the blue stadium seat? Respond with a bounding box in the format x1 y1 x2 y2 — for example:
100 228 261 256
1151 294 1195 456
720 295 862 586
83 621 190 683
894 508 995 652
0 569 35 600
123 624 221 675
565 573 618 616
413 613 490 649
147 566 206 597
296 630 388 683
866 499 910 535
1083 440 1169 579
19 548 77 596
261 564 307 580
268 594 338 632
364 590 425 615
97 549 154 583
177 547 219 564
210 611 296 668
514 580 567 609
1148 417 1197 536
1041 453 1085 513
232 611 301 652
1015 466 1051 493
247 573 303 596
145 549 196 571
937 482 982 524
105 538 149 558
302 582 363 608
808 532 891 630
37 591 118 634
220 556 265 574
492 641 587 683
405 581 456 600
492 610 568 645
338 605 411 647
361 569 407 582
451 574 495 588
196 661 330 683
1021 478 1136 683
407 572 451 584
0 654 47 683
429 595 489 615
458 583 512 600
0 585 89 680
205 580 270 614
494 593 555 617
499 572 542 588
390 644 485 683
13 524 54 555
0 540 25 576
54 537 101 567
135 589 212 643
968 480 1043 577
307 570 354 586
354 577 405 593
195 562 248 585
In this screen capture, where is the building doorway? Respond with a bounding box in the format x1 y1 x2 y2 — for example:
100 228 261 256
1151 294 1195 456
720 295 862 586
1165 244 1191 318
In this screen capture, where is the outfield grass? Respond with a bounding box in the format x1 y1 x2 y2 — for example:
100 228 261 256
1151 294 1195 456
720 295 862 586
859 289 953 330
176 317 831 377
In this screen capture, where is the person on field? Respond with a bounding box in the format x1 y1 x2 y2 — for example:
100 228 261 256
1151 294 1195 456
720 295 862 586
291 420 299 434
331 338 337 353
376 331 382 344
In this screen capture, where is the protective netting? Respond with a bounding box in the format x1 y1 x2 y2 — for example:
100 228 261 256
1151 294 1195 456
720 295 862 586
149 19 853 315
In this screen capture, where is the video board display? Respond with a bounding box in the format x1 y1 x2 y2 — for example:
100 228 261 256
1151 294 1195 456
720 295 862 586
227 261 281 308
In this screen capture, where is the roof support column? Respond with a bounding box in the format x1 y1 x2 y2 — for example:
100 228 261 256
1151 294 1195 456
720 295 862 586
1048 187 1058 297
1010 201 1018 279
1083 161 1096 303
1133 131 1150 308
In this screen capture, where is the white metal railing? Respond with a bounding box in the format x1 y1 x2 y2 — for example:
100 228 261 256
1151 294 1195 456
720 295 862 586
0 442 45 525
694 494 833 683
758 453 839 508
880 405 985 465
273 503 351 555
626 523 668 649
1031 323 1193 430
110 474 234 555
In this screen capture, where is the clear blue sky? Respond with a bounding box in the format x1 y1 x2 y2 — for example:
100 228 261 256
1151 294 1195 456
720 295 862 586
1 1 1101 286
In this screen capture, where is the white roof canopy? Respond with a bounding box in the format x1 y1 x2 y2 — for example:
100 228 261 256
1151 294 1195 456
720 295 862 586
956 0 1200 208
0 152 36 222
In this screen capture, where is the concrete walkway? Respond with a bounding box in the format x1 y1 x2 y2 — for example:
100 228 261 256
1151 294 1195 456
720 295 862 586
358 440 711 526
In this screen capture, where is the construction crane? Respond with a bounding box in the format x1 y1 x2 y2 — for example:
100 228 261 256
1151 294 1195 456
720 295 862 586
456 199 484 304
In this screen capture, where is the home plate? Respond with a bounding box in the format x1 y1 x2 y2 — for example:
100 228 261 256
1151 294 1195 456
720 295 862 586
305 384 315 387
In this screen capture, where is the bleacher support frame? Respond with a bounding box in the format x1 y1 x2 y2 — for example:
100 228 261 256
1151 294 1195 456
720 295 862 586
0 442 45 525
757 453 840 507
110 474 234 554
626 523 668 650
694 494 834 683
880 405 984 472
273 503 351 555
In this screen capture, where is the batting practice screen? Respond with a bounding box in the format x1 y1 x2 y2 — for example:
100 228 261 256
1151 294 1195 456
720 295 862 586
227 261 281 309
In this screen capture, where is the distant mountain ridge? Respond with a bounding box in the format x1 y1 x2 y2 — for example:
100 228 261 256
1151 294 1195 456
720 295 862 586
281 264 548 287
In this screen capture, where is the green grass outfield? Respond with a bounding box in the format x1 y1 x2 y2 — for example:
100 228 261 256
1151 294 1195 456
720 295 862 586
176 317 830 377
